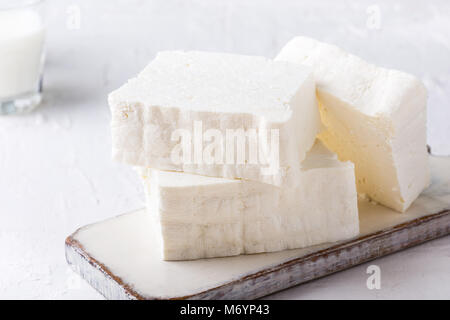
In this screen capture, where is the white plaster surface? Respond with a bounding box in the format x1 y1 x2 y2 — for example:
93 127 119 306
0 0 449 299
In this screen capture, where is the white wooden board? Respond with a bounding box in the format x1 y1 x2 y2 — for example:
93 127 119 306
66 156 450 299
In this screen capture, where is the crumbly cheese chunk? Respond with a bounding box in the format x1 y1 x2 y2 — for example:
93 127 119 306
140 141 359 261
276 36 430 212
110 51 320 187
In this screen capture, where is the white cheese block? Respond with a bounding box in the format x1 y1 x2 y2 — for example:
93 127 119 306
276 36 430 212
140 141 359 261
110 51 320 187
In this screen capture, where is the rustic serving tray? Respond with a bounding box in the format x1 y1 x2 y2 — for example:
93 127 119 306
65 156 450 299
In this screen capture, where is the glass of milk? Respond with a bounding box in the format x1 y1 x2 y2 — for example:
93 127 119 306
0 0 46 115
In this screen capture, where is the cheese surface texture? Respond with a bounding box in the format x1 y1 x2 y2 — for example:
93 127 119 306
110 51 320 187
276 36 430 212
140 141 359 261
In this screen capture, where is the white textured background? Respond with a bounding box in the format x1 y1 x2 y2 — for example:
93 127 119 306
0 0 449 299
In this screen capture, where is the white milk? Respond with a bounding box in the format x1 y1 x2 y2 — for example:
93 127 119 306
0 9 45 100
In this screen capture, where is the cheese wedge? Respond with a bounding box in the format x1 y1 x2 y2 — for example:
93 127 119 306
110 51 320 187
140 141 359 261
276 36 430 212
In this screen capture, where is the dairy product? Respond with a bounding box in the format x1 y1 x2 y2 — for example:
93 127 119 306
0 9 45 100
276 36 430 212
110 51 321 187
140 141 359 260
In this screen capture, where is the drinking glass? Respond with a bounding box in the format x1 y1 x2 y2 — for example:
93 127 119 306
0 0 46 115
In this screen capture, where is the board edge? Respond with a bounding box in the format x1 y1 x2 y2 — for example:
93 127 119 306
65 209 450 300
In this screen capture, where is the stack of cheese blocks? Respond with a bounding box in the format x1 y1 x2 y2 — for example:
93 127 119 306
109 36 429 261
